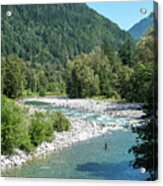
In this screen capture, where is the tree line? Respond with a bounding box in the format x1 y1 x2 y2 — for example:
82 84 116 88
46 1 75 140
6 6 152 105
1 28 155 104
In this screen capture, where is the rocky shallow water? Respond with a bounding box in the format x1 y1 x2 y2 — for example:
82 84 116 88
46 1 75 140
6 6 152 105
1 116 110 172
24 97 145 118
1 98 146 178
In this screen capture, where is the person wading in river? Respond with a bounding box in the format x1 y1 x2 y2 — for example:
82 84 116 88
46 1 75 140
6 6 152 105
105 142 108 150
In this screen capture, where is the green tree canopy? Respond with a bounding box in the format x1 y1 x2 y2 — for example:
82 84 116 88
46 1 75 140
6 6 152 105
2 55 24 98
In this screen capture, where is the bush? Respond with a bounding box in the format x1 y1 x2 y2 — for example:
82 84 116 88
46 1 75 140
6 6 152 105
19 131 35 153
49 111 71 132
1 96 33 154
1 96 71 155
39 88 46 97
29 112 54 146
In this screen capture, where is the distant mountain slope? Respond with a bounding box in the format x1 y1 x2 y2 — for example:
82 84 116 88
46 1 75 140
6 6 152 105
1 4 132 64
128 15 153 40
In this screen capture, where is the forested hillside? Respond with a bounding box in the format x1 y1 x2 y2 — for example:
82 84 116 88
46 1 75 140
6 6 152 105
1 4 132 64
128 15 153 40
1 4 156 104
1 3 135 98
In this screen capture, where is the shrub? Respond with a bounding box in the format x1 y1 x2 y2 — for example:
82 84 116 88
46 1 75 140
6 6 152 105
19 131 35 153
29 112 54 146
1 96 70 155
1 96 33 154
39 88 46 97
49 111 71 132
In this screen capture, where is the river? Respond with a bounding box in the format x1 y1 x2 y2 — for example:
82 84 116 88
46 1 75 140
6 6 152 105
3 99 149 180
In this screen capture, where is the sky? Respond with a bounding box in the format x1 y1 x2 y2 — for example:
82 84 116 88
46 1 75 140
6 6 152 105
87 1 153 30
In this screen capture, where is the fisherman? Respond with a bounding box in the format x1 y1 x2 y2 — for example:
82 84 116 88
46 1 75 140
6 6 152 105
105 142 108 150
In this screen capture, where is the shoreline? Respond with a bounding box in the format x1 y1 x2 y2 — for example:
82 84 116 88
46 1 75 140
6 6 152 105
24 97 145 118
1 115 111 173
1 98 144 173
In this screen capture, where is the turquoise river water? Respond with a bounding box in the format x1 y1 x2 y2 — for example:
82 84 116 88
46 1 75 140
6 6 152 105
3 102 149 180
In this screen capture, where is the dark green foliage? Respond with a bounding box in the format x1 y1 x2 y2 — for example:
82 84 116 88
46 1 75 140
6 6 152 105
129 117 158 180
118 39 137 67
1 57 6 93
24 68 38 92
66 47 135 99
1 55 66 97
39 88 46 97
48 111 71 132
1 3 135 100
1 96 33 154
114 65 134 99
129 19 158 180
29 112 54 146
128 63 153 102
2 55 24 98
127 26 157 103
1 4 132 64
66 52 100 98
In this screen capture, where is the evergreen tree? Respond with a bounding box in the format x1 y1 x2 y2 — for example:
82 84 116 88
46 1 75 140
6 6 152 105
129 17 158 180
2 55 24 98
118 39 136 67
66 54 100 98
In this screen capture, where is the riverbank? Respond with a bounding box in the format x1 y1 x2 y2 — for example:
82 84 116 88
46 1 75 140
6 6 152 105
1 98 145 173
24 97 145 118
1 113 111 172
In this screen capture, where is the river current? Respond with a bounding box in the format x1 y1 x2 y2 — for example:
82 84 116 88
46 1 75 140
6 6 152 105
3 101 149 180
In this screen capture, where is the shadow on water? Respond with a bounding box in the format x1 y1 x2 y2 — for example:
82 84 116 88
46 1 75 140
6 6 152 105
23 100 155 180
128 117 158 181
75 161 148 180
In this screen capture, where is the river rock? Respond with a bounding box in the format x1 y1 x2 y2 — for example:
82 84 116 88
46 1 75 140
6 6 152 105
2 98 144 172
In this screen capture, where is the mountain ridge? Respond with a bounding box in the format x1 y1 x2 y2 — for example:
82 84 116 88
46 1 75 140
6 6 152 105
128 14 153 40
1 3 132 64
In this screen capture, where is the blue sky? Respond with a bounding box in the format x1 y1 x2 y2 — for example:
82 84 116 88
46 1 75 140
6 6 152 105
87 1 153 30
